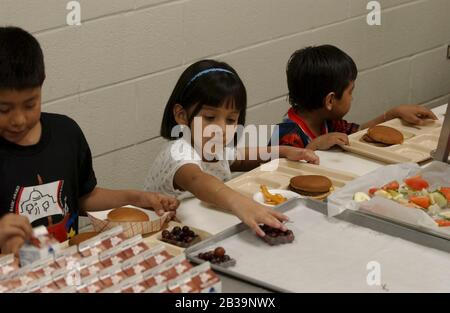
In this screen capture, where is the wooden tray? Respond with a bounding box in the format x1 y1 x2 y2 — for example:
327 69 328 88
143 221 212 255
341 118 442 164
225 158 358 199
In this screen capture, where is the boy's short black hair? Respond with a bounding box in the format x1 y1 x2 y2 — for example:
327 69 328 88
287 45 357 111
161 59 247 140
0 26 45 90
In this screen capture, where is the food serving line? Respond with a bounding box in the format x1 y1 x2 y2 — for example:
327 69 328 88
174 104 450 293
3 105 449 293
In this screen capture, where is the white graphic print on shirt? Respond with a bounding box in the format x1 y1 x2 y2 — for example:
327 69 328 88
14 181 65 224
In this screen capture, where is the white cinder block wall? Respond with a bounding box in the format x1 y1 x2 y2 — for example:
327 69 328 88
1 0 450 190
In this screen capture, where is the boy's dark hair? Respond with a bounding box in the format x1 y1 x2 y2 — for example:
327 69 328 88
0 26 45 90
287 45 357 111
161 59 247 140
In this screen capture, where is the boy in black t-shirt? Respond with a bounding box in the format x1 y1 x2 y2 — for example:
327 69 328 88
0 27 179 254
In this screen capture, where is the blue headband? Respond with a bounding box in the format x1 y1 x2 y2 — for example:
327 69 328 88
185 68 234 90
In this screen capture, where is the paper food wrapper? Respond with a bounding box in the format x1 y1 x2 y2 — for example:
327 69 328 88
327 161 450 236
87 206 170 238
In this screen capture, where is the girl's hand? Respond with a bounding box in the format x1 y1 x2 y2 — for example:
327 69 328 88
388 104 437 125
0 214 32 248
281 146 320 164
134 192 179 216
306 133 349 151
233 199 289 237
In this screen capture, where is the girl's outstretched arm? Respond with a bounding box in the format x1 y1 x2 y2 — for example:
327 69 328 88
174 163 289 237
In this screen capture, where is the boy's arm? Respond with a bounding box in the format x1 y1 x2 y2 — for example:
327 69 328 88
229 147 266 172
230 146 319 172
305 133 350 151
79 187 179 216
0 215 32 256
359 111 392 130
360 104 437 130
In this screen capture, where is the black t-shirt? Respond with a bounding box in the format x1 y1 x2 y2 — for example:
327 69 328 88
0 113 97 242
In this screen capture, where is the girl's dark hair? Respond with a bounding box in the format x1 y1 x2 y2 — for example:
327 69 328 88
161 60 247 140
0 26 46 90
287 45 358 111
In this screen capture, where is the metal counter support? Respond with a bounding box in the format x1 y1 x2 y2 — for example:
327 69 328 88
432 97 450 162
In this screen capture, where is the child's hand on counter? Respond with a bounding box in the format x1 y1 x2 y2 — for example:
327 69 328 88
231 197 289 237
387 104 437 125
134 192 179 217
280 146 320 164
0 214 32 249
306 133 349 151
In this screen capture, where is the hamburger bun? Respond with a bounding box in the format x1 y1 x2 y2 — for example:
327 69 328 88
107 207 149 222
69 232 99 246
307 189 333 201
366 126 404 145
289 175 333 200
361 134 390 147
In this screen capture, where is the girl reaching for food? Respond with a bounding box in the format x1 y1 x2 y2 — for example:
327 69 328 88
144 60 319 236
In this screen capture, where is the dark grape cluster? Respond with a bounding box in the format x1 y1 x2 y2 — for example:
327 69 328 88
260 224 295 245
161 226 198 244
261 225 294 237
198 247 232 265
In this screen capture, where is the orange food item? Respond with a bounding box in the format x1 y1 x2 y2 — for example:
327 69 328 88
382 181 399 191
436 220 450 227
404 176 429 191
368 188 379 196
260 185 287 205
409 196 430 209
439 187 450 201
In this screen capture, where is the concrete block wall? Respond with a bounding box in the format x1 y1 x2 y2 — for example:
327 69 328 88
1 0 449 190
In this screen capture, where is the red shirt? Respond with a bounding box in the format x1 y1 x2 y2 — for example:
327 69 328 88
274 108 360 148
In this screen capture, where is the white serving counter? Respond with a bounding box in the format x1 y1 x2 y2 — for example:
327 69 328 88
175 105 450 292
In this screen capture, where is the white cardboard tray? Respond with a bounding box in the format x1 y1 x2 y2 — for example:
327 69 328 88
226 158 358 198
342 118 442 164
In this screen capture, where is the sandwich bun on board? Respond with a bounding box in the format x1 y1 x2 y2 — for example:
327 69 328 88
362 125 404 146
289 175 333 200
107 207 150 222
